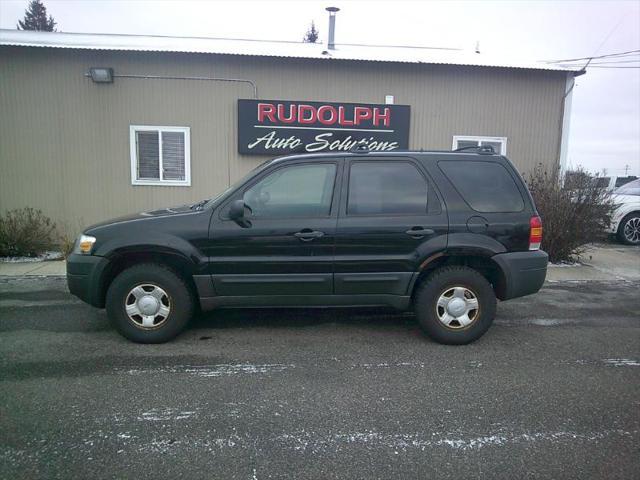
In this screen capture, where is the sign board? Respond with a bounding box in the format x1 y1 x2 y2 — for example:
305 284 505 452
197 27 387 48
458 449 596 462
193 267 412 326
238 99 410 155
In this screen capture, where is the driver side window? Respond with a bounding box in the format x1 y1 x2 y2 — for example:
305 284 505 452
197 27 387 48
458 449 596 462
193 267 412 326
243 163 337 218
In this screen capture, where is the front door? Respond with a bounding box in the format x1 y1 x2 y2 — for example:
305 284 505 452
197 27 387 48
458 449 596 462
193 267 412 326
208 160 341 297
334 157 448 296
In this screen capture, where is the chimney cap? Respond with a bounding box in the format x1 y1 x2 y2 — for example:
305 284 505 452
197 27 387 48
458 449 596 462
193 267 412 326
326 6 340 13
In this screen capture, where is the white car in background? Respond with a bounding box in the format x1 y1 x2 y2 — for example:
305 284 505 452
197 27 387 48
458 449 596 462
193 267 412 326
609 179 640 245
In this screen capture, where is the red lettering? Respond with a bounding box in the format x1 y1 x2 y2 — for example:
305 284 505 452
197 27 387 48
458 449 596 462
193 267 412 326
298 104 316 124
277 104 296 123
354 107 372 126
257 103 276 123
373 107 391 127
338 106 354 126
317 105 337 125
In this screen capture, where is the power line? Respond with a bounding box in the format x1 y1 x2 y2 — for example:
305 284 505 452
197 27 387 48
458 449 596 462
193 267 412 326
544 48 640 63
560 54 640 65
585 65 640 69
586 59 640 65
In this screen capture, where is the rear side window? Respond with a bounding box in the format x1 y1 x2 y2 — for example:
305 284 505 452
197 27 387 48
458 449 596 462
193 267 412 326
348 162 428 215
439 160 524 212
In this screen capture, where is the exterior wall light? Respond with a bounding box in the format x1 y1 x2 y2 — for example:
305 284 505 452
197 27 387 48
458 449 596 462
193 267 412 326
89 67 114 83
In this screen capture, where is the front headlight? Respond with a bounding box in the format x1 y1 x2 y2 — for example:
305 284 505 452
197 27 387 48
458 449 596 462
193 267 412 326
73 234 97 255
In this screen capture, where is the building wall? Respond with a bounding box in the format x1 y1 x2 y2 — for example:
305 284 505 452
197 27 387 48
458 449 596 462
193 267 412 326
0 46 567 232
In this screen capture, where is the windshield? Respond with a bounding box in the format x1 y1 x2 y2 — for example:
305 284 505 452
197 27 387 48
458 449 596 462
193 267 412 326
614 179 640 196
204 159 276 208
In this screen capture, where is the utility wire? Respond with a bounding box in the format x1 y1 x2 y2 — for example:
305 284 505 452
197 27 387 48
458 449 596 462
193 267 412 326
544 48 640 63
584 65 640 69
583 59 640 65
560 54 640 65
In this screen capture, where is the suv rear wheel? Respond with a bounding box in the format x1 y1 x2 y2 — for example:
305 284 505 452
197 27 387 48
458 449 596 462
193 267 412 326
414 266 496 345
105 263 194 343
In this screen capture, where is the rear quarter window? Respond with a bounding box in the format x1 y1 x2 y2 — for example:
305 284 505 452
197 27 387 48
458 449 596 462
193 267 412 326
439 160 524 213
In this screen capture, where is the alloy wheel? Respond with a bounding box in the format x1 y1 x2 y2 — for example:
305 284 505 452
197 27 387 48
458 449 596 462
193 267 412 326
623 217 640 244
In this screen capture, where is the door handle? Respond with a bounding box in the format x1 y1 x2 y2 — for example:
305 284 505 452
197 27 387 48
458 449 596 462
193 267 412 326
294 230 325 241
405 227 435 237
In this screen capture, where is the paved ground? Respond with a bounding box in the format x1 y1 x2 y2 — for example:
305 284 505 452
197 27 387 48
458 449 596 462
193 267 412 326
0 274 639 479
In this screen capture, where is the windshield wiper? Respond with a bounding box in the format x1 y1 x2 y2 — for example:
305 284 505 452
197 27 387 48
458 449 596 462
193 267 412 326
190 199 209 211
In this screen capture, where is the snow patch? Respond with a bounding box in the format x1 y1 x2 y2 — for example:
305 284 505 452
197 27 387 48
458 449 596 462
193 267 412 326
120 363 295 377
137 408 197 421
0 251 63 263
602 358 640 367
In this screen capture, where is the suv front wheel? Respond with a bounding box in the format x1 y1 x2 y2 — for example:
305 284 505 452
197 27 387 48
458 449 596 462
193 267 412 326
617 212 640 245
414 266 496 345
105 263 194 343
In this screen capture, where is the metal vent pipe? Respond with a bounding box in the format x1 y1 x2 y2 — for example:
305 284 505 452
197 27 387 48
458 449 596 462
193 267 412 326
326 7 340 50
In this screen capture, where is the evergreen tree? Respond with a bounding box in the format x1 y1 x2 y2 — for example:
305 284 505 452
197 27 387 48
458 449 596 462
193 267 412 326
17 0 57 32
303 21 319 43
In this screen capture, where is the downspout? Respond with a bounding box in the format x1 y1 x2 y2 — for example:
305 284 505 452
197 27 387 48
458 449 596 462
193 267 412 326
557 69 585 172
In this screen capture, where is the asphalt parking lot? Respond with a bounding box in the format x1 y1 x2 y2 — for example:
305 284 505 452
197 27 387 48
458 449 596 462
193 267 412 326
1 270 639 479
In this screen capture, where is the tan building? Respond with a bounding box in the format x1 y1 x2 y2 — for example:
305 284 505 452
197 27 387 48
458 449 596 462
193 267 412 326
0 29 582 233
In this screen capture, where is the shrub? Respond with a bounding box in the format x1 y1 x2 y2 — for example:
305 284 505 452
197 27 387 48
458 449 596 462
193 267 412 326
59 234 75 258
526 166 615 263
0 207 58 257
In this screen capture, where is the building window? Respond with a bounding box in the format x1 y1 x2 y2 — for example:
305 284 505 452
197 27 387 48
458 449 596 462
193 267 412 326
452 135 507 155
130 126 191 186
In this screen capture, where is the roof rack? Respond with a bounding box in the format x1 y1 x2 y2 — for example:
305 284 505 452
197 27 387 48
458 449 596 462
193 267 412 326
453 145 496 155
349 143 370 153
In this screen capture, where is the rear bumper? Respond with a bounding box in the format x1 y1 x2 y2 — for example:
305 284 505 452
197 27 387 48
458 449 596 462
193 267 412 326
66 253 110 308
492 250 548 301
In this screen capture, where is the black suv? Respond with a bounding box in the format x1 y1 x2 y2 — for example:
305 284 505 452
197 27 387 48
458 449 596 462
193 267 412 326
67 149 547 344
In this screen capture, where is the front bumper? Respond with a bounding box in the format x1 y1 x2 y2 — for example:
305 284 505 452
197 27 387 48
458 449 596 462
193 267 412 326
66 253 110 308
492 250 548 301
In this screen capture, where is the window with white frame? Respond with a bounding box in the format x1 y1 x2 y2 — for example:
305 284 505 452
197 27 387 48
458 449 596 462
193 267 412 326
130 126 191 186
452 135 507 155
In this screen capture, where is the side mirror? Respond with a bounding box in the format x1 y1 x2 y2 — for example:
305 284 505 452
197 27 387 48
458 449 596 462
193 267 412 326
229 199 245 221
229 199 251 227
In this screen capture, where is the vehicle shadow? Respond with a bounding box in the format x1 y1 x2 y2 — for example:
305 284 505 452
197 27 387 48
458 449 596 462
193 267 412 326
190 307 417 332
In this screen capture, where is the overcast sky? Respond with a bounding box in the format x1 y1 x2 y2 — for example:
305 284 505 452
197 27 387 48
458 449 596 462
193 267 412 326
1 0 639 175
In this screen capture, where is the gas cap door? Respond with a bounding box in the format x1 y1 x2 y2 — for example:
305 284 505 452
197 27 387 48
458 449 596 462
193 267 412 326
467 216 489 234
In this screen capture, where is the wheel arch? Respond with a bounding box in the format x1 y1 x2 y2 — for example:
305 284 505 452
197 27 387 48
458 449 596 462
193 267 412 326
410 251 508 301
97 247 200 308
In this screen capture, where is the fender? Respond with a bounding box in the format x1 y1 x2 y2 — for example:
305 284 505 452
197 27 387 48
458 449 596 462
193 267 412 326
96 234 206 275
444 232 507 257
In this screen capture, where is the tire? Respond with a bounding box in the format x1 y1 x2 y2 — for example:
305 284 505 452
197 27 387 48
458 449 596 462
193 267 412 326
414 266 496 345
617 212 640 245
105 263 194 343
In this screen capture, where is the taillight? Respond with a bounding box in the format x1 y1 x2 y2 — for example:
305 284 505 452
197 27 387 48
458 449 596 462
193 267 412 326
529 215 543 250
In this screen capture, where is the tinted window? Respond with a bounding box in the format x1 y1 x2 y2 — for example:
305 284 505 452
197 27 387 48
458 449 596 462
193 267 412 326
439 161 524 212
615 179 640 196
348 162 428 215
243 163 336 218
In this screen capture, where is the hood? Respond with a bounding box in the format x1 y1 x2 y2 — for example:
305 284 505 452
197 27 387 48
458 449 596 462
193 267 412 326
84 203 194 232
612 194 640 206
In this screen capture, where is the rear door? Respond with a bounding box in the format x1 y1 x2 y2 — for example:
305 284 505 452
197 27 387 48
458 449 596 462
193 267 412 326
334 156 448 296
